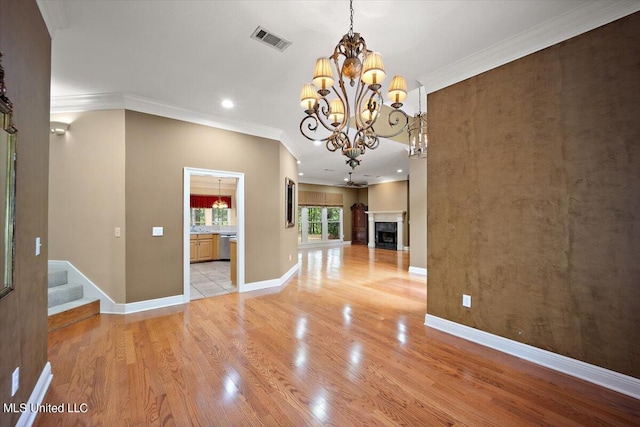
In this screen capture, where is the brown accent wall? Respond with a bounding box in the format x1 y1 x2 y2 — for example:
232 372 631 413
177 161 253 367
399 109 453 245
368 180 409 246
0 0 50 424
125 111 296 302
427 13 640 377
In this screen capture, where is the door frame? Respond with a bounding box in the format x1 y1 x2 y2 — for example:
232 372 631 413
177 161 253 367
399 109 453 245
183 167 245 301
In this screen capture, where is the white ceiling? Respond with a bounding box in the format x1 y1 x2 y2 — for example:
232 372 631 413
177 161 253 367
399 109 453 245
39 0 639 186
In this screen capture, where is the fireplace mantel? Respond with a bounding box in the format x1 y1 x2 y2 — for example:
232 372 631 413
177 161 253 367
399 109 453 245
365 211 406 250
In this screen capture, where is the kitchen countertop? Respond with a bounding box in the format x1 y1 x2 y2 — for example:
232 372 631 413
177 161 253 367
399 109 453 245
190 231 237 235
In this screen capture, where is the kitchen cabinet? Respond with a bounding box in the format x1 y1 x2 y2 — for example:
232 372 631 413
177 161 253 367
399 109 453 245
190 235 197 262
190 233 220 263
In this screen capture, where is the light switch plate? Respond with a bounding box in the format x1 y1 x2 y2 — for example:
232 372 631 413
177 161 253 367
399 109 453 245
11 367 19 397
462 294 472 308
152 227 163 237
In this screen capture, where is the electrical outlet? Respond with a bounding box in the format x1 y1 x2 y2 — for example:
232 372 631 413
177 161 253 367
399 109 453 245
115 227 121 237
11 367 19 397
462 294 472 308
289 253 292 261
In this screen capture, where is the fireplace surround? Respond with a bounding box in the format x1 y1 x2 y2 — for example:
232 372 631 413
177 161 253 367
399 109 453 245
365 211 406 251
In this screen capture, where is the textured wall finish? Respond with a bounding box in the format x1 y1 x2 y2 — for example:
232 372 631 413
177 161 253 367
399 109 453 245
427 13 640 378
0 1 51 425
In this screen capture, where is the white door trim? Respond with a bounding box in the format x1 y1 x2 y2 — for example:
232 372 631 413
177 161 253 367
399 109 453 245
183 167 245 301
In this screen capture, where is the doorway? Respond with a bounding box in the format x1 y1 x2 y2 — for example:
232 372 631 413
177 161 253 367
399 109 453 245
183 167 245 302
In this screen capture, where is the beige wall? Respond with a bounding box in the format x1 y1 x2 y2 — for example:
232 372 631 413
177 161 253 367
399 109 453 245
0 1 50 424
280 145 299 270
48 109 298 304
49 110 127 302
124 111 297 302
427 13 640 378
409 159 427 269
368 180 409 246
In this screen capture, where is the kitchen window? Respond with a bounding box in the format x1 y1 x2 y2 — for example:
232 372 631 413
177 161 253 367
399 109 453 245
191 208 229 226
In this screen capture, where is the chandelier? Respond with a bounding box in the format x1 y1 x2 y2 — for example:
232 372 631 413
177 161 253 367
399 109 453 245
212 179 228 209
299 0 410 169
408 86 428 158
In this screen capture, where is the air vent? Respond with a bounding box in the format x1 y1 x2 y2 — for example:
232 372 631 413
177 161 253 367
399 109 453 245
250 26 291 52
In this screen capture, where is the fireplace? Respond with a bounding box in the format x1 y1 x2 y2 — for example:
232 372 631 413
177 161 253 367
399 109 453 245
366 211 406 251
375 222 397 250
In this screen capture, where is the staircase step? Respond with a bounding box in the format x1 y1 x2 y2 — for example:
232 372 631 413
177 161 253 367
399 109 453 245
48 269 68 288
48 298 100 332
48 283 83 308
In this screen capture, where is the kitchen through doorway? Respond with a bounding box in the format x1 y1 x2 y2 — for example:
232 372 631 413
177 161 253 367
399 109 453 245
183 168 245 301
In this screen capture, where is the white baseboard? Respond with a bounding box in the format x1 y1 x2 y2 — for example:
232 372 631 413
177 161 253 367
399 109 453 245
298 240 350 249
240 262 299 293
111 295 184 314
408 266 427 276
50 259 300 314
425 314 640 399
16 362 53 427
49 260 184 314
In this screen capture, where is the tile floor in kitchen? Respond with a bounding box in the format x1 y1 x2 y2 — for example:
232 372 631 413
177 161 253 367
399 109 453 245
190 261 235 299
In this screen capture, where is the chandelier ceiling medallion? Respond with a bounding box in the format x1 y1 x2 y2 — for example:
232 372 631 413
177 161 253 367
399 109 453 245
299 0 410 169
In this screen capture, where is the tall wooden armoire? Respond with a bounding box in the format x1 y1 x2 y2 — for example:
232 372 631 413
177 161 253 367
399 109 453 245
351 203 368 245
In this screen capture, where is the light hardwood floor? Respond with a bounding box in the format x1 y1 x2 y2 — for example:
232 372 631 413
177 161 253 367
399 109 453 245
36 246 639 426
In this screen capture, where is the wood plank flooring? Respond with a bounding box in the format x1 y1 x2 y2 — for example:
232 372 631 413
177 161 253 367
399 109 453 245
36 246 639 426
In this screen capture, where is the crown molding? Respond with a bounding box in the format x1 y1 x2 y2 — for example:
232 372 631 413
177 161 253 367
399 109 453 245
50 93 125 113
36 0 69 38
50 92 300 158
420 1 640 94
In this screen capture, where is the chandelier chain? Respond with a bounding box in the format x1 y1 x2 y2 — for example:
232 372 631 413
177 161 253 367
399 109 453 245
349 0 354 36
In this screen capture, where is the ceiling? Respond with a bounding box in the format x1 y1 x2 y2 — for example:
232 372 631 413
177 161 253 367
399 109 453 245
39 1 639 187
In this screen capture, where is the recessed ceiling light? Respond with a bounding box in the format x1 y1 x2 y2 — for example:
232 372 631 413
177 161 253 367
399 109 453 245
221 99 234 109
299 172 304 176
297 160 301 164
344 178 348 181
397 169 403 173
313 140 321 146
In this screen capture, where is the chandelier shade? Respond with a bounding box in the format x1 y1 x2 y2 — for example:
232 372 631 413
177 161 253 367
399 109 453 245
361 52 386 88
300 84 319 113
298 0 411 169
329 99 345 126
388 75 408 108
312 58 335 95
